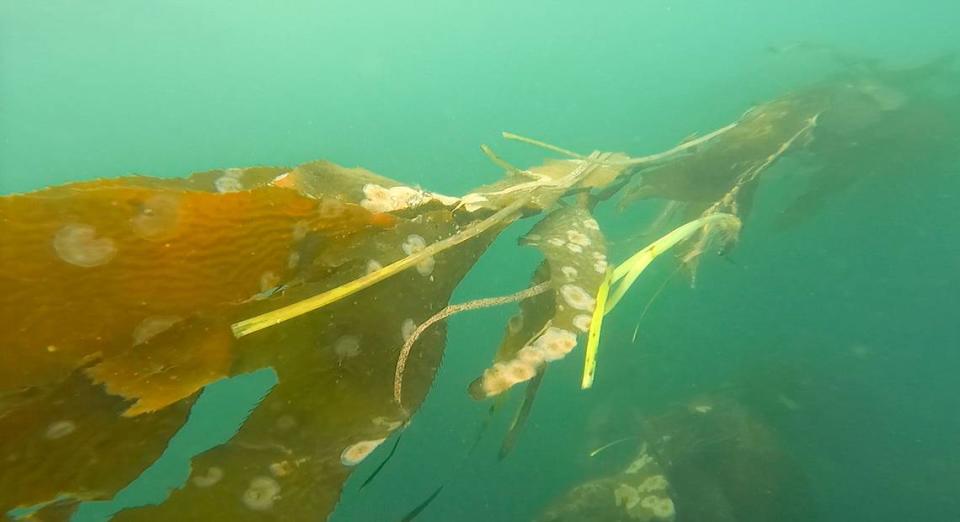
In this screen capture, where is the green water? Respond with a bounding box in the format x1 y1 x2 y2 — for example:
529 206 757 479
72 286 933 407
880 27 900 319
3 1 959 520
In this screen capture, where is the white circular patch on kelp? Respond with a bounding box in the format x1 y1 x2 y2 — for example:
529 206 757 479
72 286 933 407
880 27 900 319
572 314 592 332
401 234 435 276
641 495 675 519
566 229 591 247
480 359 538 397
269 460 295 478
191 466 224 488
401 318 417 341
214 168 244 193
274 415 297 432
360 183 424 212
130 194 181 239
386 185 421 208
340 438 387 466
133 315 182 345
594 258 609 274
53 224 117 268
366 259 383 274
517 346 546 367
334 335 361 359
505 359 537 382
530 327 578 361
360 184 393 212
402 234 427 255
44 420 76 440
416 256 435 276
242 476 281 511
637 475 669 493
559 284 596 311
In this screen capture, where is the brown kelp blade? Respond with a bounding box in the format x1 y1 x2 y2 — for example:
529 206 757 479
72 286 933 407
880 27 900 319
0 161 498 521
470 206 609 399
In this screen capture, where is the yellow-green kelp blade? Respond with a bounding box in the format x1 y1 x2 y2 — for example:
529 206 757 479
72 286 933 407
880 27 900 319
581 268 612 389
605 213 739 314
580 213 738 390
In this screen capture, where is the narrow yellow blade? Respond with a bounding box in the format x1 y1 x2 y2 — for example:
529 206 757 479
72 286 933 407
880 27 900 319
581 269 612 389
231 198 526 338
605 213 738 314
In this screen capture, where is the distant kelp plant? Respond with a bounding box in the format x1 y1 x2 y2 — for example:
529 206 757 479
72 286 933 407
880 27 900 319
1 53 956 521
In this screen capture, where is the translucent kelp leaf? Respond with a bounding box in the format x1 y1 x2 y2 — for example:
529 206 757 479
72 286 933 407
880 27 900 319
469 206 607 399
619 93 827 209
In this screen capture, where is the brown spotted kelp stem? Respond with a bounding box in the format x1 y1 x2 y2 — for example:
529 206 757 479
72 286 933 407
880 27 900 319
394 281 552 408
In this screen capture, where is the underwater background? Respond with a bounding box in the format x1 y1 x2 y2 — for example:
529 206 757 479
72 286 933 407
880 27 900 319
2 0 958 520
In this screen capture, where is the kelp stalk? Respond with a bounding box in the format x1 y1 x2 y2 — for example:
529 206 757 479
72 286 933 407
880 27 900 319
504 122 737 169
394 281 552 407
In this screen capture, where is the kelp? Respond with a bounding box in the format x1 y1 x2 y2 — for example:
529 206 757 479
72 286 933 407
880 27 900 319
2 52 956 521
537 443 676 522
618 54 959 275
537 393 814 522
0 163 499 518
468 206 609 399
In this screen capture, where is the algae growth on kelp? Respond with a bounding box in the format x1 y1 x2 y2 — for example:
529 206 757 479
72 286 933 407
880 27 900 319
2 22 959 520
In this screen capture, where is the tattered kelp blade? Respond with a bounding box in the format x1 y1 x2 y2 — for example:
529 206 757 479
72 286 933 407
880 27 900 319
0 162 500 520
469 206 609 399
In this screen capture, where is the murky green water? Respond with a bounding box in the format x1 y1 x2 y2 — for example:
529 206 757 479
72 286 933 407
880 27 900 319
3 1 958 520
